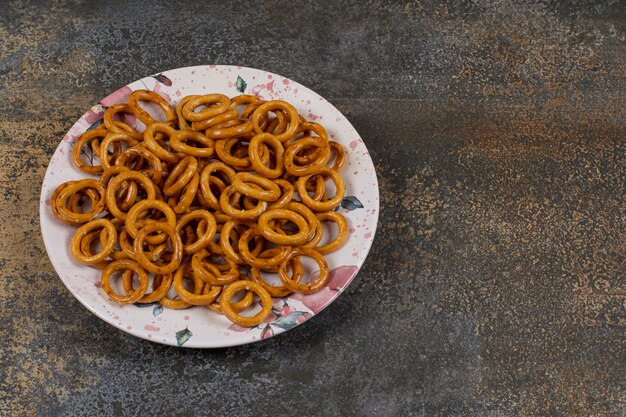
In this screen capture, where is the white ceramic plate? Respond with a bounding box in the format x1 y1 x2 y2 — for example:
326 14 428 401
39 65 379 348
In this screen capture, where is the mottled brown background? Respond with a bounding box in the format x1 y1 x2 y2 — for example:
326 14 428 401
0 0 624 416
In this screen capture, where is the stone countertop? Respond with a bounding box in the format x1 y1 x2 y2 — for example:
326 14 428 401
1 1 624 416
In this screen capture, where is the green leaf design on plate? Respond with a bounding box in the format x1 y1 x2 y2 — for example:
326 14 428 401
271 311 308 331
341 196 364 210
87 119 104 131
236 75 247 93
133 302 157 308
153 305 164 317
175 327 193 346
80 141 95 166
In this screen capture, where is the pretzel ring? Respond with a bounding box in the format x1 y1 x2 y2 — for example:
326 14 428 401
285 201 320 242
142 122 180 163
182 94 230 122
279 248 329 294
251 100 300 143
316 211 349 254
70 218 117 265
103 104 142 139
248 133 285 179
219 280 272 327
232 172 280 201
173 262 217 305
106 171 156 220
168 172 199 214
163 156 198 196
199 161 236 210
284 137 331 176
133 222 183 274
100 167 139 212
191 109 238 131
258 209 310 246
114 146 164 186
55 179 106 225
175 95 198 130
170 130 215 158
230 95 263 117
296 167 346 212
96 133 139 170
72 129 108 174
128 89 177 125
50 182 94 226
219 185 267 219
125 199 177 244
175 210 217 254
205 118 254 139
214 138 253 168
329 141 346 171
101 259 149 304
238 227 291 269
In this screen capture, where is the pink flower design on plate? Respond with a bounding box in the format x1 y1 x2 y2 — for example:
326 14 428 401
288 265 358 313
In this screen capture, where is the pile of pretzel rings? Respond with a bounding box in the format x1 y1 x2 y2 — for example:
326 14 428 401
50 90 349 327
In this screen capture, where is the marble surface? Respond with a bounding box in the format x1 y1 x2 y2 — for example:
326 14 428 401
0 1 624 416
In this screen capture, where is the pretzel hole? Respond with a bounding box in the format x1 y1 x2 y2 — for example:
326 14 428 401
297 256 321 283
135 100 169 125
318 221 339 247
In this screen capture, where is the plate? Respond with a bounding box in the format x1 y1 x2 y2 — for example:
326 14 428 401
39 65 379 348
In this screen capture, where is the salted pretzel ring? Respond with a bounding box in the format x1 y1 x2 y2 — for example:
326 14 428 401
170 129 215 158
219 280 272 327
133 222 183 274
125 199 177 245
232 172 281 201
258 209 310 246
251 100 300 143
105 170 156 220
316 211 348 254
101 259 150 304
284 137 331 176
163 156 198 196
70 218 118 265
248 133 285 179
103 104 142 139
296 167 346 212
114 146 164 186
219 185 267 219
278 248 329 294
143 122 179 163
175 210 217 254
191 109 238 131
54 179 106 225
124 270 172 304
182 93 230 122
72 129 109 174
128 89 177 125
238 227 291 269
172 262 217 305
198 161 236 210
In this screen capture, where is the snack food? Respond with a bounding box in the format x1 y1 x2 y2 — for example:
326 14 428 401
51 90 348 327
